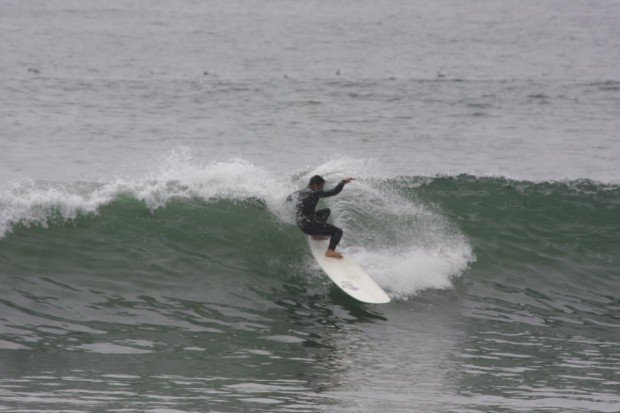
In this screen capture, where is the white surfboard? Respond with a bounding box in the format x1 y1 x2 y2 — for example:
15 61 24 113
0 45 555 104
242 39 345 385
308 237 390 304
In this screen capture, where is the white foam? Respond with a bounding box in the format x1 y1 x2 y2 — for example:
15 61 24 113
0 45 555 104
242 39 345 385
0 179 115 238
348 242 473 299
0 152 296 238
133 150 294 212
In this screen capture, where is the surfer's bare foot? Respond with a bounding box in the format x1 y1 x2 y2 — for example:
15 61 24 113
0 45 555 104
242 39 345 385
325 249 343 259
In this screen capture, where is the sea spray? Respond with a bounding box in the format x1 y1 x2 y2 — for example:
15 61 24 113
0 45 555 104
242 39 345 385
305 170 474 298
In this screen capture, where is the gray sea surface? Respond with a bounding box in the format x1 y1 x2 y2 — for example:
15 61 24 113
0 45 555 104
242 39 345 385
1 0 619 182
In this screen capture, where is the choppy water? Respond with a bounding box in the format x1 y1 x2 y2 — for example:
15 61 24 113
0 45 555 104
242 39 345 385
1 1 619 412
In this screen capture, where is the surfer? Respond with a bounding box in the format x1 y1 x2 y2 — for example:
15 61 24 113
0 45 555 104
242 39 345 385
295 175 354 259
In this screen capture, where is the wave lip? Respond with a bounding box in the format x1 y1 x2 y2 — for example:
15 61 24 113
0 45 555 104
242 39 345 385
0 155 296 239
0 179 111 238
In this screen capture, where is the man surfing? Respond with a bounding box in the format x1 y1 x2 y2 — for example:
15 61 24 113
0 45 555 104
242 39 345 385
295 175 354 259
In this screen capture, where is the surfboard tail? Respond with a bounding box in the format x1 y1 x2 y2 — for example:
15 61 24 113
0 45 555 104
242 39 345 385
308 238 391 304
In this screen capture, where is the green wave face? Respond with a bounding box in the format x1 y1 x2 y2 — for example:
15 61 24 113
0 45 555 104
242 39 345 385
412 177 620 289
0 175 618 412
1 176 618 302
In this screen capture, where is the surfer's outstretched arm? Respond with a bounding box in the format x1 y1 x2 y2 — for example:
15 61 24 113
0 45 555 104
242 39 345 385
321 181 344 198
321 178 354 198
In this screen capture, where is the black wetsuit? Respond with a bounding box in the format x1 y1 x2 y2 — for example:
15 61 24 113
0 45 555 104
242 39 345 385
295 181 345 250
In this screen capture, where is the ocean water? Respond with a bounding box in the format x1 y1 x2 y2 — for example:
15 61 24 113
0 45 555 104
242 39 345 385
1 1 619 412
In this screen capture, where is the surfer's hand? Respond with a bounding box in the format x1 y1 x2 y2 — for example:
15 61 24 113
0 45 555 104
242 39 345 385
342 177 355 184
